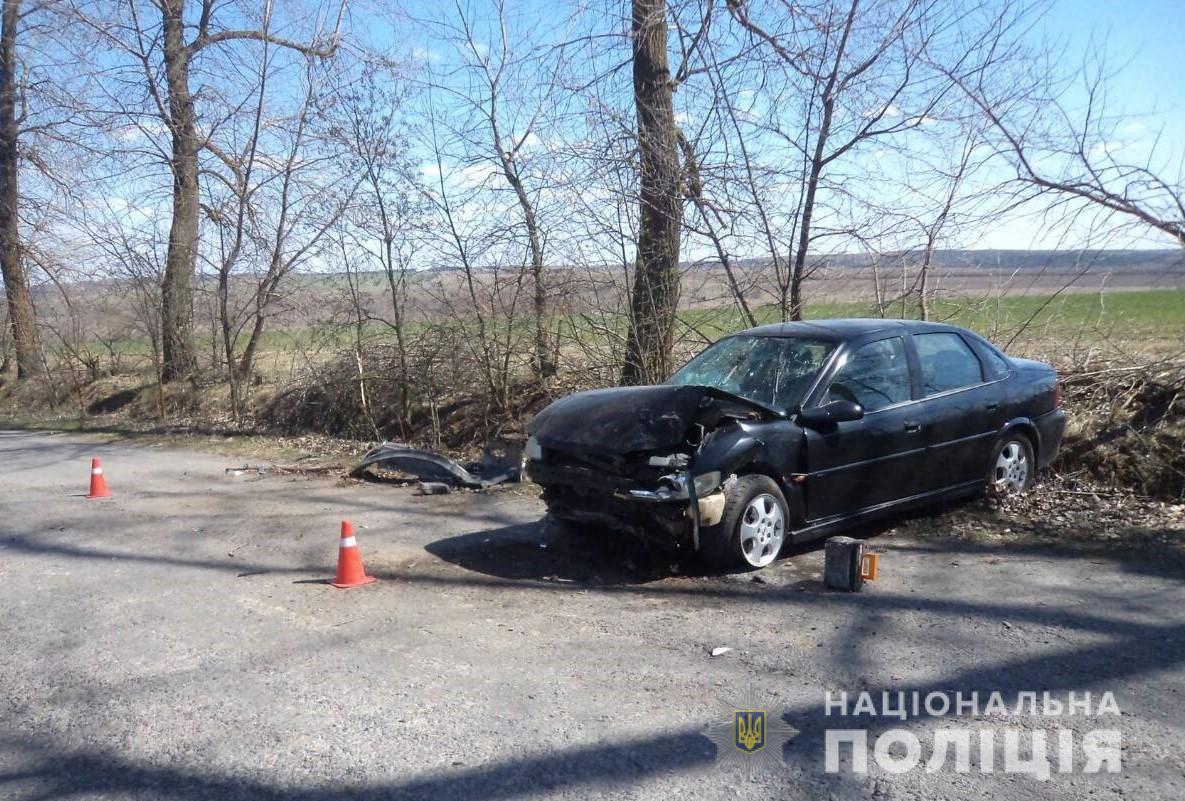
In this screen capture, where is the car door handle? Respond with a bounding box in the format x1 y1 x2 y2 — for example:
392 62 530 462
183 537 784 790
985 403 999 411
903 421 922 433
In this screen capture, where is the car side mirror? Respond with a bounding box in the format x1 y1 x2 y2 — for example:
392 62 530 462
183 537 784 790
798 399 865 429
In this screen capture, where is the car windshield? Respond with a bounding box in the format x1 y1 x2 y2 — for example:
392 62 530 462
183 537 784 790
667 335 835 411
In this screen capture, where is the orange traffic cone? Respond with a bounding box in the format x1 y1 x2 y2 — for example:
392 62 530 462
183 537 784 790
331 520 376 588
87 458 112 499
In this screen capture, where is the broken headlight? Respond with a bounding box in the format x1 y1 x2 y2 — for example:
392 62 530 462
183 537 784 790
524 435 543 462
629 470 723 502
692 471 722 496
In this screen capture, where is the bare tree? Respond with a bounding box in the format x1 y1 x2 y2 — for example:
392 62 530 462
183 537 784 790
75 196 167 395
723 0 949 320
333 69 422 432
75 1 346 382
417 0 560 381
202 41 358 418
908 131 981 319
419 86 525 412
0 0 44 378
621 0 682 385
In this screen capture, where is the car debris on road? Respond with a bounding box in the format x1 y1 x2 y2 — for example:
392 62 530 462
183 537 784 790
416 481 452 496
350 442 522 489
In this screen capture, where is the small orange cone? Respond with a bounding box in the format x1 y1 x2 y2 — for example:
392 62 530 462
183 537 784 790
331 520 376 588
87 458 112 499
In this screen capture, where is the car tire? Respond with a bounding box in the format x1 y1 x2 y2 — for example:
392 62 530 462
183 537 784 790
700 475 789 572
988 433 1035 494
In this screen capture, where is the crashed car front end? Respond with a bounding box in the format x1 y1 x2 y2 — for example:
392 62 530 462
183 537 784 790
523 384 765 550
525 445 734 546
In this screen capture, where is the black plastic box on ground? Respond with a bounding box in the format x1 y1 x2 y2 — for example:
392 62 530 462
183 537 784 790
824 536 866 591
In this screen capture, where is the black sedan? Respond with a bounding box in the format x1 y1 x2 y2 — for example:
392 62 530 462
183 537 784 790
525 319 1065 571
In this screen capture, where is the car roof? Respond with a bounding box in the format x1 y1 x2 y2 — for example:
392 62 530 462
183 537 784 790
735 318 967 342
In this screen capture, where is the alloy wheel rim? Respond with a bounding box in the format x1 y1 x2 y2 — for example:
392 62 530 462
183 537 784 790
738 493 785 568
993 441 1029 493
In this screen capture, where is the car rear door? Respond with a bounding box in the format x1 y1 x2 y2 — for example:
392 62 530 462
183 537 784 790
801 335 927 522
910 331 1007 491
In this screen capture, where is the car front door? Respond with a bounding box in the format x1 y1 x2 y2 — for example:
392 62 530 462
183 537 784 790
801 335 927 522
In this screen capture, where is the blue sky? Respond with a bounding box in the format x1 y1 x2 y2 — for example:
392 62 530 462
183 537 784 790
382 0 1184 252
973 0 1185 249
1050 0 1185 116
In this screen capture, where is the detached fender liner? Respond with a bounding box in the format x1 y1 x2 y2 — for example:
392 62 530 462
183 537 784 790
350 443 520 488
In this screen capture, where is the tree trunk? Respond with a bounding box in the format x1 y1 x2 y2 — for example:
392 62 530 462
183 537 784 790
789 151 824 322
789 0 859 322
622 0 682 386
381 235 412 433
0 0 42 379
918 239 934 321
159 0 198 382
524 197 553 380
495 146 553 380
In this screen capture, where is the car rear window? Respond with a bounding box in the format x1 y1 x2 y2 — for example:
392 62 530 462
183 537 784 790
915 332 984 395
979 344 1012 380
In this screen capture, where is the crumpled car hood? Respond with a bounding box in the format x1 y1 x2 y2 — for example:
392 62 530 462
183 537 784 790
528 385 713 454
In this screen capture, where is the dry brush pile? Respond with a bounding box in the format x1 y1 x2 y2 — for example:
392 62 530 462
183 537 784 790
1055 359 1185 501
258 342 564 451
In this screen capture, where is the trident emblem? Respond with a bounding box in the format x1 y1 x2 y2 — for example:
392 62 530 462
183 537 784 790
734 710 766 753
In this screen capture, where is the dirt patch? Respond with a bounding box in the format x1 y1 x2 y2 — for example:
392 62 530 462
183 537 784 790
86 385 145 414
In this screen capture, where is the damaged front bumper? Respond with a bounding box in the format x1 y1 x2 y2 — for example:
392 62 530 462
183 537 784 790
624 471 729 530
525 458 729 547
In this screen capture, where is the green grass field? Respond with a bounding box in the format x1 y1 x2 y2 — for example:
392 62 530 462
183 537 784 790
679 289 1185 348
67 288 1185 376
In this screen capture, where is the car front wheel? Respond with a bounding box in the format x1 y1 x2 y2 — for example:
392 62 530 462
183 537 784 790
701 475 789 571
989 434 1034 494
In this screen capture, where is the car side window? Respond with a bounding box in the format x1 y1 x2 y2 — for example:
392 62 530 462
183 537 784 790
825 337 911 412
914 332 984 395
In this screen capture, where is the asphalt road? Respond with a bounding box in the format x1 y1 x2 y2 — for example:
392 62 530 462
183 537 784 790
1 429 1182 800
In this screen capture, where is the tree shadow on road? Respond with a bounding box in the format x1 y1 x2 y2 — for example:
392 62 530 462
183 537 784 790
0 728 718 801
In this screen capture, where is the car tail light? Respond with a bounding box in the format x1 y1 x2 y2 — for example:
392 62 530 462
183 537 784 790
1053 381 1062 409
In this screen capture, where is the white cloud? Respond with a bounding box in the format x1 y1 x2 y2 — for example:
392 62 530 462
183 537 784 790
1089 140 1124 159
865 103 902 119
419 160 499 189
906 114 939 126
115 120 166 141
1119 121 1148 139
